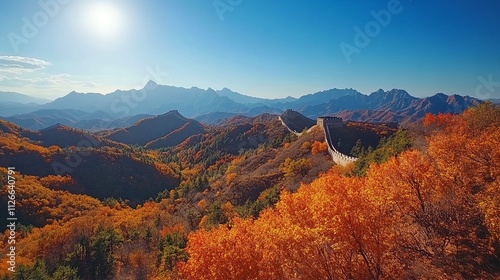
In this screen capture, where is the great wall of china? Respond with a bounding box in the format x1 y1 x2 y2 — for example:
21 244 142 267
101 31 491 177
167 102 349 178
279 113 357 166
278 116 301 136
317 116 357 166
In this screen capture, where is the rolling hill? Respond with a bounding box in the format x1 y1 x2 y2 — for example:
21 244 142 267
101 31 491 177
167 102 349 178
279 109 316 134
3 109 153 130
0 120 178 204
105 110 206 148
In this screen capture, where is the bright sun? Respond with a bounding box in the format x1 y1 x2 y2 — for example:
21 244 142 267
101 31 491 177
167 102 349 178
85 2 123 39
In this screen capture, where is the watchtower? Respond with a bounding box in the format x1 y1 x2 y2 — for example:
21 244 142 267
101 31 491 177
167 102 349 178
317 116 344 129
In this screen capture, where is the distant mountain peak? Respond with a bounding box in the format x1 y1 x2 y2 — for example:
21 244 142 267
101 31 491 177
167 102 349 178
389 89 412 97
163 110 185 119
433 92 448 98
369 89 414 100
145 80 158 88
40 122 71 132
207 87 218 93
65 91 102 97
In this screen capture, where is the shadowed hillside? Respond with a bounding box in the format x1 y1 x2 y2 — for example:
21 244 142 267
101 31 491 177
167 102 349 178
327 121 398 155
36 124 105 148
279 109 316 134
106 110 206 147
0 121 179 205
145 120 205 149
167 114 292 167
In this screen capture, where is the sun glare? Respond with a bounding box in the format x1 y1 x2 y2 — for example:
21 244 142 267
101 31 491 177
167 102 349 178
84 2 123 39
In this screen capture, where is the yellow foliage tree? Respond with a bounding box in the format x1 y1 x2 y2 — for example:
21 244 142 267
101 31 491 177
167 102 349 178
181 104 500 279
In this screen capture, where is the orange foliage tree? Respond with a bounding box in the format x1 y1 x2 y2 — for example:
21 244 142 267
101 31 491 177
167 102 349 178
311 140 328 154
181 104 500 279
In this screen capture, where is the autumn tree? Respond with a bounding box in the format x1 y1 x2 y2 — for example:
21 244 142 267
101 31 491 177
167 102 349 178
157 232 188 272
311 140 328 154
280 157 311 178
181 104 500 279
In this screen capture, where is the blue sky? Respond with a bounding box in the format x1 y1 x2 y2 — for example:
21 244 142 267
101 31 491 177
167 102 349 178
0 0 499 100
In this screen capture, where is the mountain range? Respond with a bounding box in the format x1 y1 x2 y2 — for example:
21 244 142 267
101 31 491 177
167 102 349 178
0 106 404 207
0 91 50 105
0 91 51 117
0 109 296 203
0 83 483 130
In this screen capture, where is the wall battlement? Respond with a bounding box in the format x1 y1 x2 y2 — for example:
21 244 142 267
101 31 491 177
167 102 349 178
317 116 344 129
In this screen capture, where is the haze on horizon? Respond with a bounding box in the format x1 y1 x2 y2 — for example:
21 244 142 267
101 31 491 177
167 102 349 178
0 0 499 100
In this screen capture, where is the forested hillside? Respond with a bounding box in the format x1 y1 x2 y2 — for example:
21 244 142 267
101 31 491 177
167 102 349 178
0 104 498 279
181 103 500 279
0 125 178 205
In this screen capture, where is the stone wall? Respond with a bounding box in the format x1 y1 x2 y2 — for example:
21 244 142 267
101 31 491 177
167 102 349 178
318 117 357 166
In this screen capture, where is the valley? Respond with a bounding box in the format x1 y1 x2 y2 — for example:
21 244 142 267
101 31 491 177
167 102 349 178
0 89 497 279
